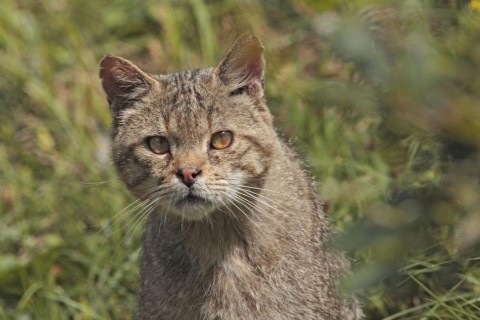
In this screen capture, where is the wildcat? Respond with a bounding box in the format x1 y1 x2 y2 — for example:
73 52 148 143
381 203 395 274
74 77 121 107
99 34 362 320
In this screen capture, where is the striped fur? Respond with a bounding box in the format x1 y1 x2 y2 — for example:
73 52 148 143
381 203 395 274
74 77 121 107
100 34 362 319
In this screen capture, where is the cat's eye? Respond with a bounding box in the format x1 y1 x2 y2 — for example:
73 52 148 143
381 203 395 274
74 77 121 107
147 136 170 154
210 131 233 150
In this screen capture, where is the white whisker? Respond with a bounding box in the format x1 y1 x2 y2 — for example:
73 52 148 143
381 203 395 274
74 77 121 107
232 192 297 239
236 188 308 234
223 192 263 231
110 198 161 260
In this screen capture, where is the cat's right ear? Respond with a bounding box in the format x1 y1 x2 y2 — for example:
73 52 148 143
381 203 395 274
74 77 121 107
99 55 157 115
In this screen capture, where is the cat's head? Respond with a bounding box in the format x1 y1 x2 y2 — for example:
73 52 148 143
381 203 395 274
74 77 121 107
99 34 276 220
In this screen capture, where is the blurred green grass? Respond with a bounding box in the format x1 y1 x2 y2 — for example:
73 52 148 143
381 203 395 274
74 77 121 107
1 0 479 319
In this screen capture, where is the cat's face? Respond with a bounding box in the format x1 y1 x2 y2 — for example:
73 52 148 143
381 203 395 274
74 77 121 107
100 35 276 220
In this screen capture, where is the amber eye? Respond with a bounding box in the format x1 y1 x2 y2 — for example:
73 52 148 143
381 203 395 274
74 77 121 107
210 131 233 150
147 136 170 154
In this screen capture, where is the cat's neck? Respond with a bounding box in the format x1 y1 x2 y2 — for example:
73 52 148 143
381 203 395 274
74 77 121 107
150 199 274 268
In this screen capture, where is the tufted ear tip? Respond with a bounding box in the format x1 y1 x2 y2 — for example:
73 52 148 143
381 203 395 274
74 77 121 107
215 33 265 96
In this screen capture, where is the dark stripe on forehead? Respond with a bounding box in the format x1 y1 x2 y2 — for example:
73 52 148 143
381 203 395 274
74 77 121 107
177 72 192 96
170 72 189 100
162 109 170 131
169 71 208 112
192 85 204 108
206 105 214 130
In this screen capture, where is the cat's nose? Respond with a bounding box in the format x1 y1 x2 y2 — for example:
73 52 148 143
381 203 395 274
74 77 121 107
176 167 202 187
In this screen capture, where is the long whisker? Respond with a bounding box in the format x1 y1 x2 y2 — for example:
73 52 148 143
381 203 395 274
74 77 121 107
101 180 172 231
236 188 308 233
215 192 265 248
231 181 307 205
110 198 161 260
202 188 218 228
78 197 151 245
235 184 298 196
107 198 157 237
88 198 142 229
209 179 305 210
235 186 306 218
141 183 175 200
223 192 263 231
79 178 120 185
236 188 293 216
232 192 296 239
99 183 172 236
215 193 239 221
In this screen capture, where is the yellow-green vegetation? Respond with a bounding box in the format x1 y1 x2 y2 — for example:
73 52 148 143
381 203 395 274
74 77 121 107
1 0 479 319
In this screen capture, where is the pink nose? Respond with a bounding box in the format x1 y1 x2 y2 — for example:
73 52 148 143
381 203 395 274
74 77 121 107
176 167 201 187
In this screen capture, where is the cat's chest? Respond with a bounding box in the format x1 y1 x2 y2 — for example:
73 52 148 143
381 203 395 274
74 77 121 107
142 227 321 319
146 247 265 319
199 251 269 318
199 251 320 320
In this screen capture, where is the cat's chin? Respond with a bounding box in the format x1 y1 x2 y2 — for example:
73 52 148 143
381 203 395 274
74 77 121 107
168 194 216 221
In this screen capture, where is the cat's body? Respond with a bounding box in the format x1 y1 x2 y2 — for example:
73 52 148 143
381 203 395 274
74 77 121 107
100 35 362 319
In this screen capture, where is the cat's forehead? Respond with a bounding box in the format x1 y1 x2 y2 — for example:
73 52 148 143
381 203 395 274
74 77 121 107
155 68 215 108
142 68 219 141
154 68 225 113
134 67 263 141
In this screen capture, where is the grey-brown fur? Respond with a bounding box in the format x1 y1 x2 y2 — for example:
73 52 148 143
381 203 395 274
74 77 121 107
100 34 362 320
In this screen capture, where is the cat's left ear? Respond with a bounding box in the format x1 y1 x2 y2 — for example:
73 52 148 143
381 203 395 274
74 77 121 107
214 34 265 98
99 55 158 115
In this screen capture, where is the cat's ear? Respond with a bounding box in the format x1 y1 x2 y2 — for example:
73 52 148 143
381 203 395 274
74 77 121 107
214 34 265 98
99 55 157 114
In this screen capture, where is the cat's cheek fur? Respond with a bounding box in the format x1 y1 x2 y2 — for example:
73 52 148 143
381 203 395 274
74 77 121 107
112 142 170 195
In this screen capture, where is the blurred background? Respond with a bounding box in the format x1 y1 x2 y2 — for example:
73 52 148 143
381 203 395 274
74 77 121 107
1 0 479 319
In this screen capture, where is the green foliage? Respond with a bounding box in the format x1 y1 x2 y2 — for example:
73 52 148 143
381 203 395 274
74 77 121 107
0 0 479 318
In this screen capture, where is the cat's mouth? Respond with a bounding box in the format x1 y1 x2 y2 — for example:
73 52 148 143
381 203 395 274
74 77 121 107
176 194 209 206
162 185 218 220
170 192 216 220
173 190 216 210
